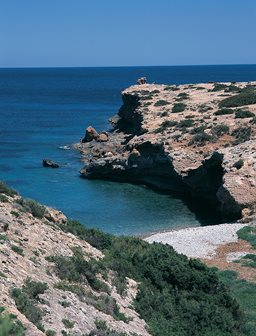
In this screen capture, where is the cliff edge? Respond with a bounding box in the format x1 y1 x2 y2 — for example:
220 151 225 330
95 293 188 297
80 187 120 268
77 81 256 222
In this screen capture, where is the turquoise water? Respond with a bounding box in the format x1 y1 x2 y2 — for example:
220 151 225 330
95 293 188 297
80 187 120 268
1 65 256 235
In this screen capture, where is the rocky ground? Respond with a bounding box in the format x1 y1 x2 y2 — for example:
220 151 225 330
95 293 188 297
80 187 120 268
0 191 149 336
76 81 256 222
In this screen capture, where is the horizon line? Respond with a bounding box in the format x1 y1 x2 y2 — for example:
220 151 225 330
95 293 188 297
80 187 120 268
1 63 256 70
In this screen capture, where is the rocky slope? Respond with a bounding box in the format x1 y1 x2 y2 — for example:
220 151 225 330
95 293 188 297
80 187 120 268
77 81 256 222
0 188 149 336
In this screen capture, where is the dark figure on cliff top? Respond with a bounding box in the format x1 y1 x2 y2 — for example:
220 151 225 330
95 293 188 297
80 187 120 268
137 77 147 85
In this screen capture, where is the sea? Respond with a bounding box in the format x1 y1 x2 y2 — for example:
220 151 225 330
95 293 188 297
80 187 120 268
0 65 256 236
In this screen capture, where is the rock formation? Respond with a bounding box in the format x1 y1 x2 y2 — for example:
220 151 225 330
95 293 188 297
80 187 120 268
77 82 256 222
42 159 59 168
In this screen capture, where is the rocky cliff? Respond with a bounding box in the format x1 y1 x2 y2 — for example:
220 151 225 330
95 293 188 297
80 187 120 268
77 81 256 222
0 186 149 336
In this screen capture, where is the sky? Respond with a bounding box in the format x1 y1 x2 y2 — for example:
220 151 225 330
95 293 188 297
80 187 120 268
1 0 256 68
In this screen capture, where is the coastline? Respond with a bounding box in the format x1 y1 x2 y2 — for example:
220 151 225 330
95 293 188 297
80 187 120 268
144 222 247 259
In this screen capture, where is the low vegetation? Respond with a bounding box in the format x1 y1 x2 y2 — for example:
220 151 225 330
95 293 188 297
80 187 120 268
219 88 256 108
55 219 244 336
154 100 169 107
0 307 25 336
18 198 46 218
172 102 186 113
11 278 48 331
218 270 256 336
0 182 18 197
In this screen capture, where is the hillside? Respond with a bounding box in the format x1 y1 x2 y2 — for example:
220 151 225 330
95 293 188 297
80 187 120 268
0 182 245 336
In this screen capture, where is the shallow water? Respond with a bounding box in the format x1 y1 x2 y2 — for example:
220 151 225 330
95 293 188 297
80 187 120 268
0 65 256 235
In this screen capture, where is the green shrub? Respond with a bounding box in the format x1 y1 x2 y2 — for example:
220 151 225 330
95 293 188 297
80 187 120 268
154 100 169 107
231 127 251 144
0 194 9 203
214 108 234 115
234 109 254 118
218 270 256 336
19 198 46 218
59 220 113 250
0 308 25 336
211 124 230 136
210 83 228 91
219 88 256 107
62 319 74 329
237 226 256 248
177 119 194 129
59 300 71 308
0 182 17 197
198 104 212 113
0 234 7 241
23 278 48 300
46 330 56 336
176 92 189 100
172 103 186 113
189 132 215 146
11 245 24 256
224 85 242 93
189 125 207 135
11 288 43 329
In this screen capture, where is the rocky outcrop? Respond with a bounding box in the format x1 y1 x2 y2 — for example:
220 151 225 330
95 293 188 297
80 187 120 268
77 82 256 222
42 159 59 168
82 126 109 143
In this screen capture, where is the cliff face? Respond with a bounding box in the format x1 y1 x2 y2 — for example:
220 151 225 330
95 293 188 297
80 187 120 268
78 82 256 222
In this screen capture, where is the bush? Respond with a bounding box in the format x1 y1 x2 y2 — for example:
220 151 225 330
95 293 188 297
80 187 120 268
62 319 74 329
11 245 24 256
11 278 48 330
211 124 230 136
19 198 46 219
235 109 254 118
172 103 186 113
198 104 212 113
177 119 194 129
210 83 228 92
0 182 17 197
219 88 256 108
0 308 25 336
231 127 251 144
214 108 234 115
237 226 256 248
154 100 169 107
189 132 215 146
59 220 113 250
176 93 189 100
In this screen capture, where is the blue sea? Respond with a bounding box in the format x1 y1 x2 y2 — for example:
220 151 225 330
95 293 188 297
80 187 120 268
0 65 256 235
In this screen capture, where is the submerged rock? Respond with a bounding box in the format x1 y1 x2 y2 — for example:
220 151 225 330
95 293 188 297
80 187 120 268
42 159 59 168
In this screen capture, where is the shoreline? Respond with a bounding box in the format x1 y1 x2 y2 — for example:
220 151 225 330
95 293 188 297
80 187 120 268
144 222 248 259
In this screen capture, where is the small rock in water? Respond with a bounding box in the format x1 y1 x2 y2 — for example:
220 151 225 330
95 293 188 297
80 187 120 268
42 159 59 168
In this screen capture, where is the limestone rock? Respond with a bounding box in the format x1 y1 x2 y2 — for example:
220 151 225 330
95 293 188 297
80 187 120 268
82 126 99 142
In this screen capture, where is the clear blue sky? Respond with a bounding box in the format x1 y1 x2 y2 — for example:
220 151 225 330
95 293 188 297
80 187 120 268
1 0 256 67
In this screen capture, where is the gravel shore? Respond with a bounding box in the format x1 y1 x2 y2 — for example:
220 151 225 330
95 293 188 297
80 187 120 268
145 223 247 259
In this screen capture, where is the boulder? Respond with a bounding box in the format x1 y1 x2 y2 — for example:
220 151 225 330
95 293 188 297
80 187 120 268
45 207 67 224
98 132 109 142
82 126 99 142
42 159 59 168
